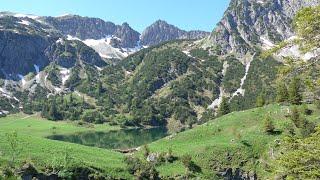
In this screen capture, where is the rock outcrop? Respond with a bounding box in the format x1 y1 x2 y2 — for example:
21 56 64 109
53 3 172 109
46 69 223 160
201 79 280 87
203 0 320 57
140 20 209 46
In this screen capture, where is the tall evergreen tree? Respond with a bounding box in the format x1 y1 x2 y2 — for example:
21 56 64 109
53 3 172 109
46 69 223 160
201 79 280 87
96 81 103 96
48 98 59 121
289 77 302 105
276 82 289 103
290 106 302 128
69 93 74 104
256 92 266 107
217 97 230 117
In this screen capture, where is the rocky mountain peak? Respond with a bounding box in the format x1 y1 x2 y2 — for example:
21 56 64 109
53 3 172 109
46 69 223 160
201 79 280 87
114 22 140 48
203 0 320 57
140 20 210 46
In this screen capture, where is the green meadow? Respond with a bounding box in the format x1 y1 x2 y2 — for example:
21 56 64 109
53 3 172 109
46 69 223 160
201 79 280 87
0 104 319 179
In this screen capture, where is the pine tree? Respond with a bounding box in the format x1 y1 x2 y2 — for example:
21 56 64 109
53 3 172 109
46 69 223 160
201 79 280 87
288 77 302 105
276 82 288 103
69 93 74 104
48 98 59 121
263 114 275 134
290 106 302 128
41 102 48 118
256 92 266 107
96 81 103 96
217 97 230 117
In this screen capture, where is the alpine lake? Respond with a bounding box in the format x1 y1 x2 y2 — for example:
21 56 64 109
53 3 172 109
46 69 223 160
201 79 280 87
47 127 168 150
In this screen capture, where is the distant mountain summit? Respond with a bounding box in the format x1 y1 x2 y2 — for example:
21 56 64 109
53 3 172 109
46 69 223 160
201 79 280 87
38 15 208 59
140 20 210 46
43 15 141 49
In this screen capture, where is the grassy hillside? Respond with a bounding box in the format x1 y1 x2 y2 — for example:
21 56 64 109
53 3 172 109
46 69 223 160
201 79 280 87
0 114 130 179
0 114 120 137
136 104 320 179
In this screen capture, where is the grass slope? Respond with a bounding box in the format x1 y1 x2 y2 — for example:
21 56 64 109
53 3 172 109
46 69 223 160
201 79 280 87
0 114 130 178
143 104 320 178
0 113 120 137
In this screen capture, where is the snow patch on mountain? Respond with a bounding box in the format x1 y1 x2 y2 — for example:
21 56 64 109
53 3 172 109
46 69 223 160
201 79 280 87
257 0 266 4
231 61 251 98
66 35 142 59
0 85 20 104
18 20 31 26
231 54 255 99
60 68 70 85
14 13 39 19
34 64 40 73
82 37 141 59
18 74 26 86
66 35 80 41
34 64 41 83
95 66 103 71
208 87 225 110
56 38 64 44
208 61 229 110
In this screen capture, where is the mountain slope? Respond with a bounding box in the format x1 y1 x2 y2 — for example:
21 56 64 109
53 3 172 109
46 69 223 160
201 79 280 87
1 0 319 127
146 104 320 179
202 0 320 57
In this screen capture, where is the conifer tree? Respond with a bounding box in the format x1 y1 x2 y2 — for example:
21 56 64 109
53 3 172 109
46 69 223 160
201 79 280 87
263 114 275 134
290 106 302 128
96 81 103 96
256 92 266 107
288 77 302 105
276 82 288 103
69 93 74 104
48 98 59 120
217 97 230 117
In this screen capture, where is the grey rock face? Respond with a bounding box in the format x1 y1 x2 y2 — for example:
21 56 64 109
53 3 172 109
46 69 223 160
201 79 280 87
205 0 320 56
44 15 140 48
114 23 140 48
0 15 107 78
140 20 210 46
0 31 52 76
44 15 117 40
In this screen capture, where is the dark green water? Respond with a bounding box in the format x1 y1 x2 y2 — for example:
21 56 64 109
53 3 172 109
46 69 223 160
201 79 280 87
47 127 168 149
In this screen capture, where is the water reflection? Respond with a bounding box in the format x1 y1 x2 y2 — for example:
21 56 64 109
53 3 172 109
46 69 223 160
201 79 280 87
47 127 168 149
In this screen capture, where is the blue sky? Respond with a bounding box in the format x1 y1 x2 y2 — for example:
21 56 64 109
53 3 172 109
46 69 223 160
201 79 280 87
0 0 230 32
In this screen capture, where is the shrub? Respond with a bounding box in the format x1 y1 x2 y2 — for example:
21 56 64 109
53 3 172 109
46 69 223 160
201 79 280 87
81 110 105 124
142 145 150 159
315 99 320 110
181 155 201 173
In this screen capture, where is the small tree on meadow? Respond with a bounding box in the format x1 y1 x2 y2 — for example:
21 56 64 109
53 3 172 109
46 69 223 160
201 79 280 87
256 92 266 107
288 78 302 105
263 114 275 134
6 131 21 167
217 97 230 117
